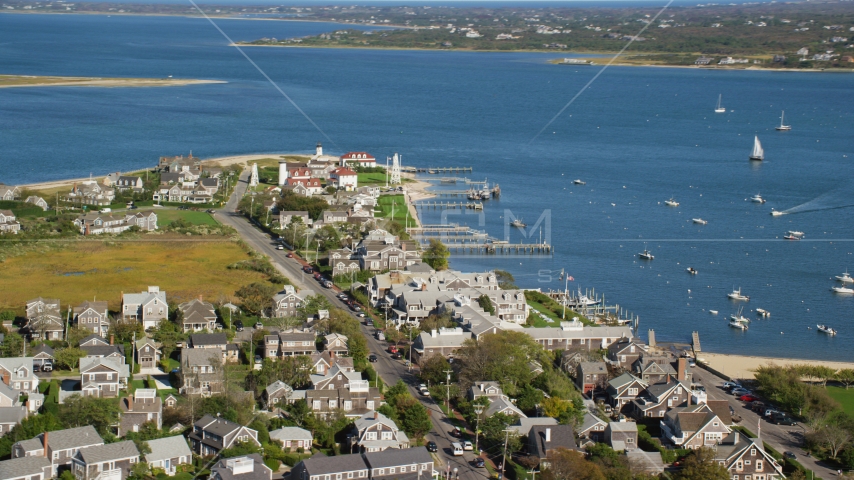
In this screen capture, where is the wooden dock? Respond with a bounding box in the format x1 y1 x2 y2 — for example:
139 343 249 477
437 242 553 255
417 201 483 210
400 166 473 174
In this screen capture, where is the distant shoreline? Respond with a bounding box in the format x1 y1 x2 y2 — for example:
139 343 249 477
0 74 226 89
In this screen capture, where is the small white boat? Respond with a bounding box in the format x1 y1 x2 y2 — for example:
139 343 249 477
709 310 719 315
836 271 854 284
686 267 698 275
692 218 708 225
729 318 748 330
664 198 679 207
756 308 770 318
727 287 749 301
775 110 791 131
771 210 785 217
573 179 586 185
715 94 726 113
817 324 837 335
831 286 854 294
783 235 800 241
730 306 750 323
510 219 527 228
749 136 764 161
751 194 766 204
787 231 804 237
638 250 654 260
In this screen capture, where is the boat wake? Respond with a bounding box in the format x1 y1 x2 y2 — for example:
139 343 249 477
774 188 854 215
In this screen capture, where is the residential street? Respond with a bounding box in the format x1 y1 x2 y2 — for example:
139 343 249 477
218 170 487 479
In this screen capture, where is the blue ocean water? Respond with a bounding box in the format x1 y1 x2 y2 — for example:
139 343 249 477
2 13 853 360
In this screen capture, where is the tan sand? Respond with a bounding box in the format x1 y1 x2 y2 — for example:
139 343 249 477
0 76 226 89
697 352 854 380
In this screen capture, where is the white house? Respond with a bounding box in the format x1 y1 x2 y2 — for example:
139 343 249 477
330 168 358 191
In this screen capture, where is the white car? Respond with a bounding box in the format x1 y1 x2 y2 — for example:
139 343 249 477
463 441 473 451
452 443 464 456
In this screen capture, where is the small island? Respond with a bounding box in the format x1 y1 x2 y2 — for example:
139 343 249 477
0 74 226 89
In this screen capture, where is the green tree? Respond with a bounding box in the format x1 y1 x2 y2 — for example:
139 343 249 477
674 447 729 480
220 440 262 458
399 400 433 438
249 419 271 444
541 447 605 480
54 347 86 370
59 395 120 435
837 369 854 390
494 270 517 289
476 294 495 315
298 294 334 319
0 412 64 458
0 332 24 357
515 384 545 415
235 283 277 316
422 239 449 271
420 355 451 387
541 396 570 418
419 312 454 333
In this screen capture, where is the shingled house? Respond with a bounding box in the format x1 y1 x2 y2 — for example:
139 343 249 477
178 298 218 332
70 440 140 480
189 415 260 456
118 389 163 436
73 301 110 338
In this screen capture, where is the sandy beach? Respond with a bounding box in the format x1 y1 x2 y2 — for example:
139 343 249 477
0 75 227 89
697 352 854 380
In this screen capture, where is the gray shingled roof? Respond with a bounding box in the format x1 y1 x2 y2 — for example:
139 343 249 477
78 440 139 464
190 333 227 346
145 436 192 464
0 456 51 479
300 453 368 475
363 447 432 469
46 425 103 451
211 454 271 480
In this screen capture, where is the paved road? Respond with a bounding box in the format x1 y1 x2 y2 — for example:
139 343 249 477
692 365 834 479
218 171 487 479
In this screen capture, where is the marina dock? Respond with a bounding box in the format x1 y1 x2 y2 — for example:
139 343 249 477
417 201 483 210
401 166 473 174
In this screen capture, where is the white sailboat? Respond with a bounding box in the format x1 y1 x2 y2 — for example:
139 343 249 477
749 136 764 161
775 111 791 131
715 94 726 113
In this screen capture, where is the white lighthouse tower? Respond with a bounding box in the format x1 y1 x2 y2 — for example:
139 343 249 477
278 161 288 186
249 162 259 187
390 153 401 185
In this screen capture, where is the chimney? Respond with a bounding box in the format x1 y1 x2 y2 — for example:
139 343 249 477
733 431 739 444
374 411 379 420
2 372 9 386
199 294 203 302
431 329 438 338
421 283 427 291
666 374 671 384
128 395 133 411
43 432 48 457
110 335 114 346
545 428 551 443
677 358 687 381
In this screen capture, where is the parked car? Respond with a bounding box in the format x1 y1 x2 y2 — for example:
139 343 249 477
732 388 751 396
286 252 293 258
463 441 473 451
763 409 782 418
368 354 378 363
771 413 797 426
254 322 263 329
784 451 797 460
391 353 402 360
722 381 741 391
356 312 366 318
366 319 373 327
303 266 313 274
740 394 760 402
452 426 461 437
235 321 244 332
452 443 464 456
276 245 284 250
426 441 438 453
41 362 52 372
388 345 399 354
254 355 262 364
473 458 485 468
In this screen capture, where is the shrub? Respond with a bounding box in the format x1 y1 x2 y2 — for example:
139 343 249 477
264 458 281 471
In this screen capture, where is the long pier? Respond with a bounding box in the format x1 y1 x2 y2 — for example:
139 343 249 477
425 177 488 186
417 201 483 210
401 166 473 174
439 242 553 255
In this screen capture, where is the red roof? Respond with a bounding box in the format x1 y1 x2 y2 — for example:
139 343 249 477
332 167 357 176
288 167 311 177
287 178 322 188
341 152 375 161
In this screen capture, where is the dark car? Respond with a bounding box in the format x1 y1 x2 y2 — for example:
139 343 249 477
303 266 313 274
772 414 797 426
313 272 322 281
473 458 485 468
426 441 438 453
391 353 402 360
368 354 378 363
784 451 797 460
235 321 244 332
286 253 293 258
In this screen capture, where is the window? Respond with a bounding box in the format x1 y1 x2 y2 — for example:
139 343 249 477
626 437 633 443
736 461 743 470
378 469 385 475
628 388 638 396
745 460 751 465
756 460 763 471
750 449 756 456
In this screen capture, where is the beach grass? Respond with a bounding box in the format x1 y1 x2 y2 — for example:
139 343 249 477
0 237 270 314
155 209 219 226
375 195 410 222
827 386 854 416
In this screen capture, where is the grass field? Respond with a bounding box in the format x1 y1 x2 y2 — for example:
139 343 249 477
0 237 269 314
375 195 411 222
827 386 854 416
155 209 219 226
358 172 388 185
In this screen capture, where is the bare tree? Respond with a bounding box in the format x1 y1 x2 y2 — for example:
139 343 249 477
810 422 852 459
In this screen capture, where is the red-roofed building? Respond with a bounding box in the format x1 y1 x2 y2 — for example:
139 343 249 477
287 167 311 181
287 178 324 195
330 168 358 191
340 152 376 168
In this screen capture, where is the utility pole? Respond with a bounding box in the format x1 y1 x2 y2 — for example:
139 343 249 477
444 369 453 414
474 404 484 454
407 327 412 372
499 428 512 480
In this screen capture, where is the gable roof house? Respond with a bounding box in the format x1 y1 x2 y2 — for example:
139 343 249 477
632 353 677 384
25 297 63 341
355 237 422 273
272 285 304 318
631 378 691 419
291 453 369 480
713 431 785 479
211 454 272 480
278 211 312 229
118 388 162 436
306 386 382 419
0 357 40 395
12 425 104 476
352 411 410 452
25 196 50 211
264 381 294 409
660 403 731 449
576 361 608 394
70 439 140 480
80 357 129 398
189 415 260 456
122 286 167 330
328 248 361 277
310 365 364 391
468 381 504 401
309 351 355 376
606 420 638 452
0 210 21 234
606 373 649 412
329 167 358 191
80 335 125 362
144 435 192 476
73 301 110 337
528 425 578 469
270 331 316 358
179 349 224 397
0 456 52 480
270 427 312 451
114 176 144 192
0 382 28 437
412 327 473 365
364 447 434 479
577 412 608 445
340 152 377 168
526 321 633 353
179 298 218 332
0 184 21 201
322 333 349 356
134 337 161 370
607 338 646 370
32 344 55 367
64 181 116 206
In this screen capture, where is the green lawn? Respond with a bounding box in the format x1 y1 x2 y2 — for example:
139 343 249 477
155 209 219 226
375 195 411 222
358 172 389 186
828 386 854 416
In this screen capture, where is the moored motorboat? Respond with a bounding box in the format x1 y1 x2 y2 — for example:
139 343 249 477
573 179 586 185
831 286 854 294
727 287 749 301
756 308 770 318
836 271 854 284
817 324 837 335
771 210 785 216
787 231 804 237
730 307 750 324
510 219 527 228
638 250 654 260
686 267 698 275
664 198 679 207
751 194 766 204
693 218 708 225
783 235 800 241
729 318 748 330
709 310 719 315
